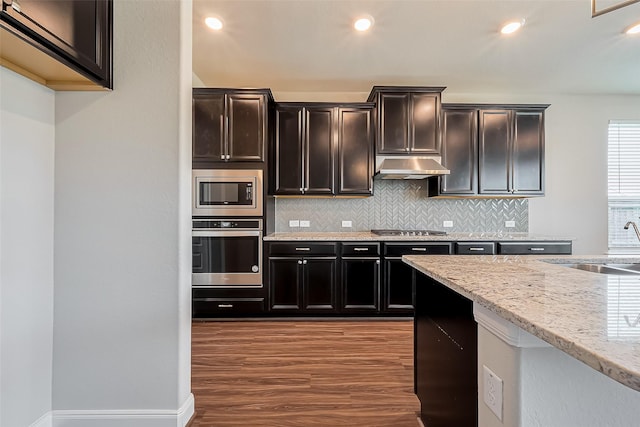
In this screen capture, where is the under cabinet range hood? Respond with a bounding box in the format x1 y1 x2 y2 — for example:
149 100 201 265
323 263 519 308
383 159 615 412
375 156 450 180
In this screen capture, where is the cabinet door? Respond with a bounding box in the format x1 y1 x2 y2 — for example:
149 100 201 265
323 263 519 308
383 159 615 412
512 110 544 195
479 109 511 194
274 106 304 194
378 93 410 153
305 107 335 194
227 93 266 161
341 258 380 312
269 257 302 311
411 93 440 154
337 107 373 195
383 259 415 313
303 258 338 311
193 93 225 162
1 0 112 88
440 108 478 195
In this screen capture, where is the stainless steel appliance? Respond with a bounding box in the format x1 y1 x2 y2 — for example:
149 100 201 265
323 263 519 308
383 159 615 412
192 169 263 217
371 229 447 236
192 218 263 288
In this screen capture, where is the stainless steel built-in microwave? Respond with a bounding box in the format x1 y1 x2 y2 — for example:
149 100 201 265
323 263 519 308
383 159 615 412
192 169 263 217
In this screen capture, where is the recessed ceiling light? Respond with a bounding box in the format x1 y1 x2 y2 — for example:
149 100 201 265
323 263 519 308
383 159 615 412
354 16 374 32
205 16 223 31
501 19 525 35
625 22 640 34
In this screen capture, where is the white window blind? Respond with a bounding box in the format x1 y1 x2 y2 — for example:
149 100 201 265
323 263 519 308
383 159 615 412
608 120 640 250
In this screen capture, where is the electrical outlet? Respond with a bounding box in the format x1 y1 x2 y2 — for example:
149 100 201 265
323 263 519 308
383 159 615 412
341 220 352 228
300 220 310 228
505 220 516 228
289 220 300 228
483 365 503 421
443 220 453 228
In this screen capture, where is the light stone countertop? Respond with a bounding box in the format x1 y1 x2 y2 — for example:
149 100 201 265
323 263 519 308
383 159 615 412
264 231 573 241
403 254 640 392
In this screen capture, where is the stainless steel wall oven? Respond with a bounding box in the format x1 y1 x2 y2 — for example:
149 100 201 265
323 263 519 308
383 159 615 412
192 218 263 288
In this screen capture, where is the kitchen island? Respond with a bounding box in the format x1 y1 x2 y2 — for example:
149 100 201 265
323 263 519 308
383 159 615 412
404 254 640 427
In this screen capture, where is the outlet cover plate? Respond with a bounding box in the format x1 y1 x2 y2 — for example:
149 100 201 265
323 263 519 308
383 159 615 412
300 220 310 228
289 220 300 227
443 220 453 228
483 365 503 421
505 220 516 228
341 220 352 228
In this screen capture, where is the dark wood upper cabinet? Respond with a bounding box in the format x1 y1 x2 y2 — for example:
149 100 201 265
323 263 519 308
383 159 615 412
367 86 445 155
337 106 374 195
273 106 304 194
430 104 547 197
439 106 478 195
479 106 546 196
273 104 335 195
192 88 272 164
0 0 113 90
272 102 374 196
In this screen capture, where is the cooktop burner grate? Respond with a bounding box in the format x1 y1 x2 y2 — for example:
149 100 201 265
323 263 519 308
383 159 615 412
370 229 447 236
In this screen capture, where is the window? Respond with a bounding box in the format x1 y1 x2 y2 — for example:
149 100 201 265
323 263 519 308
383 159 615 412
608 120 640 251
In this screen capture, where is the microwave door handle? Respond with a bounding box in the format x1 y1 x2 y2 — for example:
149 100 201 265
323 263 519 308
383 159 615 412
246 186 253 202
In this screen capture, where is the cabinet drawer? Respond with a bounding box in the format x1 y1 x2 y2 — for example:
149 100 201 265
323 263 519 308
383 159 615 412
383 243 452 257
455 242 495 255
192 298 265 317
341 243 380 257
268 242 337 256
497 241 572 255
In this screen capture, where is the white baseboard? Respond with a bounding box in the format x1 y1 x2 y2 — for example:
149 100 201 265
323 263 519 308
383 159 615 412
30 412 53 427
51 393 195 427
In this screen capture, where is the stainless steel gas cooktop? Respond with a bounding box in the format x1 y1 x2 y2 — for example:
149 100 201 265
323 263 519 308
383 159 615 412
370 229 447 236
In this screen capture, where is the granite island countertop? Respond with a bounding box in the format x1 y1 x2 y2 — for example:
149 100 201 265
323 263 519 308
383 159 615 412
264 231 573 241
403 254 640 392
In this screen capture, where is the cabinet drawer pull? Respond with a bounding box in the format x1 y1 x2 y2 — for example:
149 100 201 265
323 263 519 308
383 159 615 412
354 248 369 252
469 247 485 251
218 304 234 308
411 247 427 252
529 247 545 251
295 247 311 251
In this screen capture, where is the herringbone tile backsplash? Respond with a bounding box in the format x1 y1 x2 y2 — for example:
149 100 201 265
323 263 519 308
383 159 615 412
275 180 528 232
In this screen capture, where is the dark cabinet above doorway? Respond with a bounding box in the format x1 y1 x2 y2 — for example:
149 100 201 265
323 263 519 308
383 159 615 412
0 0 113 90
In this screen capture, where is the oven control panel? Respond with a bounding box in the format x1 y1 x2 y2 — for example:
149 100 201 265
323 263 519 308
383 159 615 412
192 219 262 231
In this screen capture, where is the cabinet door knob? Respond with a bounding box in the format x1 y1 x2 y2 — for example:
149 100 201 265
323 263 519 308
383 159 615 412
220 155 225 160
303 260 307 265
298 260 303 264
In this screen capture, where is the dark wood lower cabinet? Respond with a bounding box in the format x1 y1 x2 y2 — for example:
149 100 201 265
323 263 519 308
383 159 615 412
235 240 573 318
383 259 415 313
269 256 338 313
341 258 381 313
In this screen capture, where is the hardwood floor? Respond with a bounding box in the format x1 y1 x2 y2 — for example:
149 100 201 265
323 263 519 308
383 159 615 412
190 320 420 426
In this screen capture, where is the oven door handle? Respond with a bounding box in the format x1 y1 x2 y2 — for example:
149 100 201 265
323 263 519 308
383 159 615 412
191 230 262 238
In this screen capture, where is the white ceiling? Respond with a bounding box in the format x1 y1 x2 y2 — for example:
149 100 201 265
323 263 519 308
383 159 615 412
192 0 640 97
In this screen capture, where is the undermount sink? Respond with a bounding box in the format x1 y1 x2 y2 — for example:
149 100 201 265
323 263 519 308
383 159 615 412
560 263 640 275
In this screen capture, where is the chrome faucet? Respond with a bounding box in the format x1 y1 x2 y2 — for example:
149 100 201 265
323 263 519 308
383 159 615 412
624 220 640 242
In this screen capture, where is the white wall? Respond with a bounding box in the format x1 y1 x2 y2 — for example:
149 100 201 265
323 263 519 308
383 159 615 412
52 0 192 425
0 67 55 427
